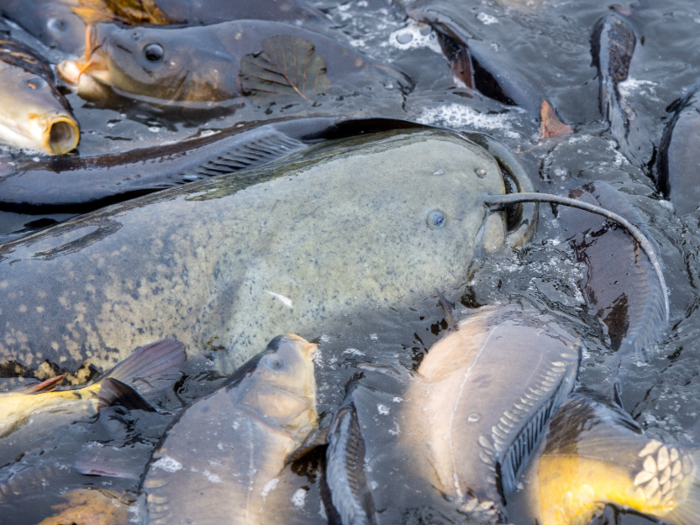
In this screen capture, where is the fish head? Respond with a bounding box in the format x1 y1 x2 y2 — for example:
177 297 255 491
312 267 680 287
0 63 79 154
242 334 318 436
58 23 240 106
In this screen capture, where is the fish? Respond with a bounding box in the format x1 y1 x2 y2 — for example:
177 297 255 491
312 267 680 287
406 1 544 116
0 127 537 377
35 488 129 525
590 10 650 166
514 392 700 525
324 305 582 524
0 33 79 155
0 338 185 467
140 334 318 524
657 83 700 215
0 117 425 215
57 20 411 109
556 181 667 386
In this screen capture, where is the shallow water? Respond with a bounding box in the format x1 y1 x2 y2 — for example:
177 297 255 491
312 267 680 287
2 0 700 524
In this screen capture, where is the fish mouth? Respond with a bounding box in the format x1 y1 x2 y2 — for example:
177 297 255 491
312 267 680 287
284 334 318 360
42 116 80 155
57 25 109 88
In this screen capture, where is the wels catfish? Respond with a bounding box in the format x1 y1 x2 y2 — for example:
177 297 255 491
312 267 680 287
515 393 700 525
58 20 411 109
0 128 536 377
141 334 317 524
0 338 185 466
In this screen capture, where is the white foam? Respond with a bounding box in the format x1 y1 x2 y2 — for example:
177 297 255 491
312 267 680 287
417 103 516 132
261 478 279 498
152 456 183 473
388 20 442 54
477 13 499 25
377 404 390 415
202 470 222 483
291 488 307 508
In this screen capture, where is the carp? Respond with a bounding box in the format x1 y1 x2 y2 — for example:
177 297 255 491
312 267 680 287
141 334 318 524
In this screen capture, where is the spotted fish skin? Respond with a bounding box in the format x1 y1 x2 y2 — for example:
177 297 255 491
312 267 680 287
141 335 318 525
519 393 700 525
399 305 582 522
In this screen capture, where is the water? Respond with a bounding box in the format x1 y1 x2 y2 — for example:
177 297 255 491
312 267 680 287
2 0 700 523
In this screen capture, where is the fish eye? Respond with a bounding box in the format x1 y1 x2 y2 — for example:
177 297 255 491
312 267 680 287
426 209 447 229
265 357 283 371
47 18 67 34
26 77 47 90
144 44 164 62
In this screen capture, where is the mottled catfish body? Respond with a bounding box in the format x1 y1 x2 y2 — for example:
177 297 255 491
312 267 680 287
658 84 700 215
141 335 317 525
0 128 532 377
0 339 184 468
515 393 700 525
556 182 667 366
591 11 649 165
324 306 581 524
0 32 79 155
59 19 411 108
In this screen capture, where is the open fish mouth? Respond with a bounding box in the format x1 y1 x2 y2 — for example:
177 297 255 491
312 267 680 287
41 115 80 155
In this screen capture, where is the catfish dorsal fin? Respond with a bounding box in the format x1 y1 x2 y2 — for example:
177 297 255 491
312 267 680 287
104 338 186 394
25 374 67 393
97 378 156 412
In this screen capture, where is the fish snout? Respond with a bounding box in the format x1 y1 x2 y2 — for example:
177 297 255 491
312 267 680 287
41 114 80 155
284 334 318 360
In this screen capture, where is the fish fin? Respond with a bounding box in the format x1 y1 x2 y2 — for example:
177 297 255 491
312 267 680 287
286 425 330 466
499 363 574 495
325 399 377 525
540 100 573 139
662 447 700 525
435 289 458 331
97 378 156 412
104 338 185 394
196 130 306 177
24 374 67 393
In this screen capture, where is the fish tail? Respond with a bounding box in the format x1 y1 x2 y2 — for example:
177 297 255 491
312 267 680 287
656 445 700 525
102 338 186 394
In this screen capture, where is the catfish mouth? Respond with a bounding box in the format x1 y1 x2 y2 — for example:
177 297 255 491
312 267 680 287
45 117 80 155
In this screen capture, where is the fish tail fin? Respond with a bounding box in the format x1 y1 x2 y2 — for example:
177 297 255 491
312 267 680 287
102 338 186 394
657 445 700 525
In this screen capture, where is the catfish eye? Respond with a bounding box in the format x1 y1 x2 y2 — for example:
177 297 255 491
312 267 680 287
265 357 283 371
427 209 447 229
26 77 47 90
144 44 164 62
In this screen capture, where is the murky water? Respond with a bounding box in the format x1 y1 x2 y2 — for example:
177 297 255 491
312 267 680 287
2 0 700 523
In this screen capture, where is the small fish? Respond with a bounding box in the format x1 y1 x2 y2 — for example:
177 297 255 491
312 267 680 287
516 392 700 525
57 20 411 108
141 334 318 524
0 338 185 466
0 35 79 155
590 10 649 165
658 83 700 215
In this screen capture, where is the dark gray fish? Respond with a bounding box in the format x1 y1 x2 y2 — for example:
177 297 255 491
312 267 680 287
0 1 86 53
514 392 700 525
556 181 667 364
591 11 650 165
658 84 700 215
0 117 427 216
406 1 543 116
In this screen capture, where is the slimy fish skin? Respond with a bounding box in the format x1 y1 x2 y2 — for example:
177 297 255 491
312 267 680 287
141 334 318 525
516 393 700 525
